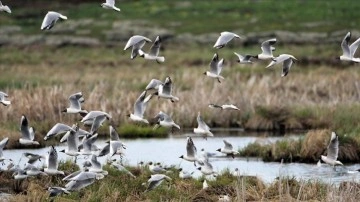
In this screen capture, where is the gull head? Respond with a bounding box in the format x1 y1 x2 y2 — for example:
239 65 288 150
216 148 221 152
61 109 67 113
197 167 202 171
179 155 184 159
59 149 65 153
126 114 131 117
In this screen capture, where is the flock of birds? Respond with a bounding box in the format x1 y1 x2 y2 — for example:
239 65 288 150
0 0 359 200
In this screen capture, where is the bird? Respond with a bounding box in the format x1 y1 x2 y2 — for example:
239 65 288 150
153 76 179 102
13 169 28 180
139 36 165 63
124 35 152 59
178 168 193 179
216 140 239 158
203 179 209 189
179 137 198 166
0 1 11 14
234 52 253 64
153 111 180 130
44 123 76 140
59 124 80 158
145 79 164 91
78 133 99 156
232 168 241 177
144 174 172 192
44 146 64 175
24 163 47 176
208 104 240 110
128 91 152 124
88 155 108 175
253 38 277 60
23 152 44 164
65 177 97 191
148 162 167 173
81 111 111 127
321 132 343 166
0 91 11 106
62 92 88 116
266 54 297 77
101 0 120 12
90 114 109 135
193 112 214 139
338 32 360 62
204 53 225 83
41 11 67 30
213 31 241 49
47 187 70 198
0 137 10 165
19 115 39 145
197 159 217 176
110 161 136 178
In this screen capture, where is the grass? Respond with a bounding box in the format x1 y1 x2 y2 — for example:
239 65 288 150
2 160 360 201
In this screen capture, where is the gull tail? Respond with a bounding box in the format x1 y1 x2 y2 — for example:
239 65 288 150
156 57 165 63
1 100 11 106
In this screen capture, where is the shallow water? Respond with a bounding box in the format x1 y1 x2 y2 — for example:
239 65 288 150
2 130 360 184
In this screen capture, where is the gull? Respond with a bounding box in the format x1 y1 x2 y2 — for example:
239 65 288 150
0 91 10 106
208 104 240 110
65 178 96 191
23 152 44 164
47 187 70 198
44 123 76 140
338 32 360 62
0 137 11 164
24 163 47 176
145 174 172 192
0 1 10 13
145 79 163 91
148 162 166 173
78 133 98 156
88 155 108 175
66 171 104 181
232 168 241 177
139 36 165 63
213 31 241 49
216 140 239 158
60 126 89 143
81 111 111 127
59 125 80 158
253 38 277 60
128 91 152 124
19 115 39 145
44 146 64 175
178 168 193 179
154 76 179 102
197 159 217 176
321 132 343 166
41 11 67 30
266 54 297 77
13 169 28 180
62 92 88 116
234 52 253 64
62 170 83 181
153 111 180 130
109 126 126 158
101 0 120 12
124 35 152 59
111 161 136 178
203 179 209 189
197 148 216 165
193 112 214 139
204 53 225 83
89 114 109 135
179 137 198 166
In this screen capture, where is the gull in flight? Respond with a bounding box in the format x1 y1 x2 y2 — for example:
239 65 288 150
101 0 120 12
124 35 152 59
44 146 64 175
197 159 217 176
234 52 254 64
153 76 179 102
204 53 225 83
179 137 198 166
44 123 76 140
88 155 108 175
81 111 111 127
110 160 136 178
145 79 164 92
153 111 180 130
144 174 172 192
19 115 39 145
47 187 70 198
216 140 239 158
41 11 67 30
253 38 277 60
338 32 360 62
59 124 80 159
78 133 99 156
321 132 343 166
208 104 240 110
0 137 11 165
128 91 152 124
213 31 241 49
0 91 11 106
139 36 165 63
62 92 88 116
178 168 194 179
0 1 11 13
266 54 297 77
194 112 214 139
23 152 44 164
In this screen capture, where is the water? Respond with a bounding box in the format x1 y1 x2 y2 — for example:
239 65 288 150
2 131 360 184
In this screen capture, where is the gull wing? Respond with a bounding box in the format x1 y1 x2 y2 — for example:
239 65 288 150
341 32 351 57
48 146 58 170
261 38 277 56
149 36 161 56
0 137 8 157
213 32 240 49
350 37 360 57
145 79 163 91
41 11 67 30
326 132 339 161
124 35 152 50
45 123 74 140
109 125 120 141
67 129 79 152
282 57 294 77
68 92 83 110
186 137 197 158
20 115 31 140
160 77 172 95
134 91 147 117
216 58 224 75
223 140 233 150
197 112 210 131
90 115 107 134
90 155 102 170
209 53 219 74
106 0 115 6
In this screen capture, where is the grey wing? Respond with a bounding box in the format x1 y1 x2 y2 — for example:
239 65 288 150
261 38 276 55
106 0 115 6
204 159 213 170
90 115 107 134
350 37 360 56
124 35 151 50
0 137 8 151
63 170 82 181
149 36 161 56
48 146 58 170
223 140 233 150
68 93 82 110
341 32 351 56
90 155 102 170
216 58 224 75
197 113 210 131
20 116 31 140
83 134 98 152
134 91 146 117
209 53 219 74
214 32 237 48
327 132 339 160
109 126 120 141
234 52 244 60
145 79 163 91
0 1 2 6
67 131 78 151
29 127 35 141
186 137 197 158
243 55 253 61
157 111 172 122
46 123 74 139
146 179 162 192
161 78 172 95
97 144 110 157
41 12 59 30
281 58 293 77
